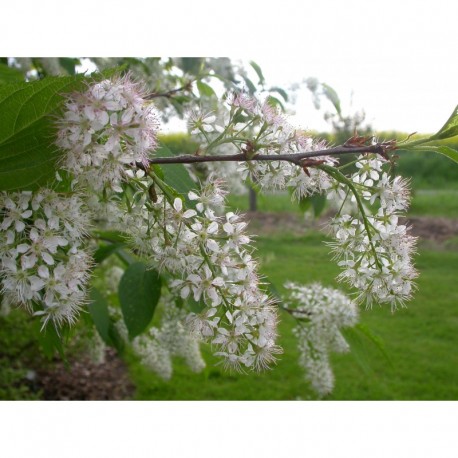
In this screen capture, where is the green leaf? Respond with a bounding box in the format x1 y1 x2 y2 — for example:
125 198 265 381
116 249 138 267
177 58 204 75
118 262 162 338
269 86 289 102
340 327 372 374
434 145 458 164
155 145 196 197
122 58 152 76
406 145 458 165
310 194 327 217
266 95 285 111
93 230 127 243
298 195 312 212
431 105 458 140
0 75 87 190
88 288 125 352
37 322 67 362
187 296 207 314
297 194 326 217
322 83 341 116
0 69 121 192
241 75 257 95
354 323 392 366
341 323 392 375
197 80 216 98
249 61 265 85
93 242 125 264
88 288 112 344
0 63 24 84
58 58 80 76
262 277 282 302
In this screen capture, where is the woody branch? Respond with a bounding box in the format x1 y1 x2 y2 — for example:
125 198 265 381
147 141 396 167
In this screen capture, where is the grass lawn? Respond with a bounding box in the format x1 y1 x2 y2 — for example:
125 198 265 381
227 189 458 219
1 184 456 400
129 231 458 400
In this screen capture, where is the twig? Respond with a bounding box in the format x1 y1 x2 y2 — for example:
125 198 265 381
148 143 394 166
145 81 194 100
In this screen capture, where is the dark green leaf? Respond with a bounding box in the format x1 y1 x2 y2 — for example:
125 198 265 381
58 58 80 76
88 288 125 352
88 288 112 343
0 70 126 192
0 75 85 190
93 230 127 243
155 145 197 198
0 63 24 84
116 249 138 267
93 242 125 264
249 61 265 85
297 192 327 216
187 296 207 314
151 164 165 180
37 322 67 362
119 262 162 338
197 80 216 98
298 196 312 212
310 194 327 217
107 324 125 353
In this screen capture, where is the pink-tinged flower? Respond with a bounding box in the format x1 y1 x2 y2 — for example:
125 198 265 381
56 75 160 192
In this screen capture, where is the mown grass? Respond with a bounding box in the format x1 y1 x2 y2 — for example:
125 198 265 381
130 231 458 400
226 189 458 219
129 179 458 400
1 178 456 399
409 189 458 218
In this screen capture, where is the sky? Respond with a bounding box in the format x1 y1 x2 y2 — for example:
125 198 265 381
238 0 457 134
250 54 457 134
6 0 457 135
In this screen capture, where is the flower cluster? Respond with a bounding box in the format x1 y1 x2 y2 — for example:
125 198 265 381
129 300 205 380
119 176 281 372
56 74 160 192
328 154 417 310
0 189 92 327
186 94 336 199
285 282 358 397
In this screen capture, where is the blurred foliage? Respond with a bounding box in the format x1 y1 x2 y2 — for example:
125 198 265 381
0 309 42 399
158 133 199 155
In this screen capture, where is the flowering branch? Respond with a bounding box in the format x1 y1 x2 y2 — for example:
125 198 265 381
147 142 395 167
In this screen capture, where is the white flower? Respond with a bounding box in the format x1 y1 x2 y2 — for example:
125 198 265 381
286 282 358 397
172 198 197 221
188 110 219 134
327 154 417 310
186 266 225 306
56 74 160 192
0 189 92 327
